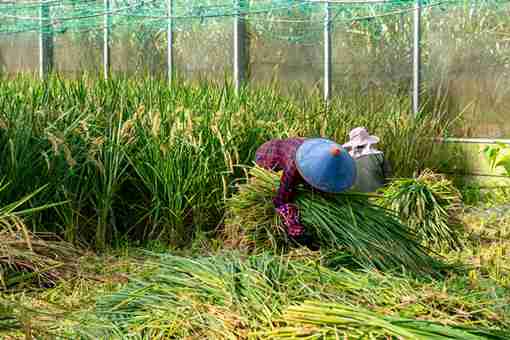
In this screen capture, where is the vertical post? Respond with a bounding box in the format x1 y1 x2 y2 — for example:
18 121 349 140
234 0 247 94
324 1 332 104
412 0 422 116
104 0 111 80
167 0 174 84
39 0 53 79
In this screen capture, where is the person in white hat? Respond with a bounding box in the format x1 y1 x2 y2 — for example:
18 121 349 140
342 127 392 193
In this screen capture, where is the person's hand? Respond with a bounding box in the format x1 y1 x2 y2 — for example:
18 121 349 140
275 203 304 237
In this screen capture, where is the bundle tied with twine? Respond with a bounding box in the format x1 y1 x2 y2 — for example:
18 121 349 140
225 166 446 277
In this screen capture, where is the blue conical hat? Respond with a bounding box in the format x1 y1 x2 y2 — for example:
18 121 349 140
295 138 356 193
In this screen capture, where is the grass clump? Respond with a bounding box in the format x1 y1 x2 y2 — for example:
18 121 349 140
377 169 463 252
225 166 446 277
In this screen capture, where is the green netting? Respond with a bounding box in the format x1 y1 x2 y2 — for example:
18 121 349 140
1 0 508 42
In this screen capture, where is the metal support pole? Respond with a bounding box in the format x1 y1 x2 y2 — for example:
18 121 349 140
324 1 332 104
234 0 247 94
103 0 111 79
412 0 421 116
39 1 53 79
167 0 174 84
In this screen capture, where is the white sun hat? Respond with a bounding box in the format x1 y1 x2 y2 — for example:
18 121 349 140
342 127 380 150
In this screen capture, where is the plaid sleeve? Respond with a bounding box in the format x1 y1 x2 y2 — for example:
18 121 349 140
255 140 279 170
255 138 305 208
273 161 301 208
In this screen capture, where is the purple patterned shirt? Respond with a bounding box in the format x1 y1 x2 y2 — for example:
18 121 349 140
255 138 306 208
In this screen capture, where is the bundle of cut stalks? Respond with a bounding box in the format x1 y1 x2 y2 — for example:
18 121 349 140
262 300 510 339
225 166 445 276
73 251 336 339
377 169 463 251
70 252 508 340
0 229 84 290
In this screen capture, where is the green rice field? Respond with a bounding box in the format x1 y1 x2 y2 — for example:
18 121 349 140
0 75 509 339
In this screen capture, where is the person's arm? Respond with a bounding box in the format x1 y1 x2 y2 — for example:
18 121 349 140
273 164 299 207
273 164 304 237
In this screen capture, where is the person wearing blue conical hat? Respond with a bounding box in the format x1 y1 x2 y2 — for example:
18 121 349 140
255 137 357 243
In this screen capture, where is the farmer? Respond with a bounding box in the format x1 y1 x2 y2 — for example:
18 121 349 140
342 127 392 193
255 137 356 240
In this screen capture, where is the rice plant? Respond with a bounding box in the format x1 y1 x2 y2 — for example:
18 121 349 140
225 166 447 277
377 169 464 251
0 74 462 249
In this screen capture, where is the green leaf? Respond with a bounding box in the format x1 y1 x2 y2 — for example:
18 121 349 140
495 155 510 176
483 145 501 170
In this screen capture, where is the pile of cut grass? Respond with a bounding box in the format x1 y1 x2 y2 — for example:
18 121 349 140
54 251 509 339
263 300 510 339
225 166 446 277
377 169 464 251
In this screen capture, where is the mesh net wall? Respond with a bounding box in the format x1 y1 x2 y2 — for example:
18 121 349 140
0 0 509 137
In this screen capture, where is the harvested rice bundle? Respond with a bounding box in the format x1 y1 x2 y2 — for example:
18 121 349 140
74 252 506 340
224 167 289 251
225 166 445 276
261 300 510 339
377 169 463 251
74 251 350 339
